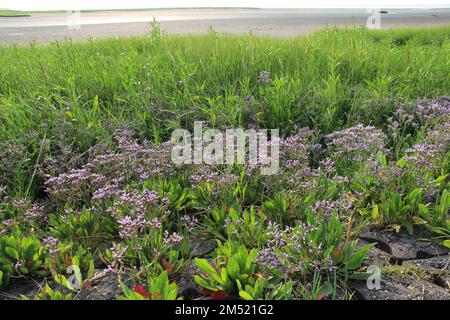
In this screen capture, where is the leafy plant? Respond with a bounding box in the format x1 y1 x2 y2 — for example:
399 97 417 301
143 178 194 214
373 188 424 234
419 189 450 246
48 207 115 247
195 242 258 297
33 283 73 300
103 228 186 276
296 270 340 300
0 226 48 286
44 241 94 275
224 206 266 248
238 276 294 300
0 270 4 288
117 271 178 300
260 193 292 226
51 255 95 292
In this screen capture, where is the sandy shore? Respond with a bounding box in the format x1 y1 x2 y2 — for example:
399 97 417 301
1 8 449 44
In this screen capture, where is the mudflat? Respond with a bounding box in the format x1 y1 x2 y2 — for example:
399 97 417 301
0 8 449 44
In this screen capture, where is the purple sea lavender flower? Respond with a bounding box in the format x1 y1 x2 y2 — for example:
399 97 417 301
117 215 148 238
24 202 46 220
105 243 128 273
258 71 271 84
405 120 450 173
12 198 29 209
180 215 198 232
326 124 388 162
43 236 60 255
312 197 353 217
319 158 336 176
147 217 162 230
162 231 184 245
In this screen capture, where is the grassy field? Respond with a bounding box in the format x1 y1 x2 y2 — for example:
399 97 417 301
1 26 449 194
0 26 449 300
0 9 30 17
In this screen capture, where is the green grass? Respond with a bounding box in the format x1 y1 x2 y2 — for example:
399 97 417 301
0 9 30 17
0 25 449 196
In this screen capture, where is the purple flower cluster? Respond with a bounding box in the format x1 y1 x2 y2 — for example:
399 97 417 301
318 158 350 184
46 168 103 198
267 128 322 192
280 128 316 161
256 221 320 273
326 124 388 162
12 198 29 210
105 242 128 273
280 136 310 164
14 261 21 270
354 157 405 192
405 144 442 171
243 95 257 106
282 167 321 192
319 158 336 176
117 189 160 207
24 202 46 221
43 236 60 255
1 219 14 228
189 166 239 192
312 197 353 217
104 188 169 238
405 120 450 173
92 184 121 200
45 127 175 202
397 97 450 124
180 215 199 232
162 230 184 245
117 216 151 238
416 97 450 122
119 214 161 238
258 71 271 85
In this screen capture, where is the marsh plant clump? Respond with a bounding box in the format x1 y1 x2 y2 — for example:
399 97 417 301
0 26 449 300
